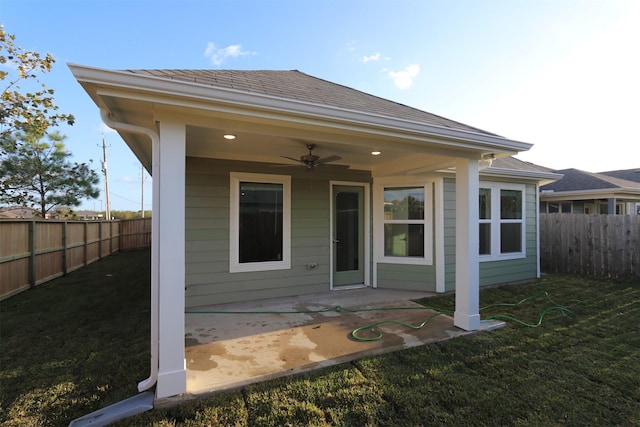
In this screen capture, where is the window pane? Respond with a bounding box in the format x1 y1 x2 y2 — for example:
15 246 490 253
384 187 424 220
501 190 522 219
336 191 359 271
384 224 424 257
561 203 572 213
479 188 491 219
500 223 521 253
479 223 491 255
239 182 283 263
548 203 559 213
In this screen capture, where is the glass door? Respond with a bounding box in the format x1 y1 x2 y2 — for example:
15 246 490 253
332 185 364 287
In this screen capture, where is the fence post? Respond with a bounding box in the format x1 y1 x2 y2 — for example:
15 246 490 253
28 220 36 288
62 221 68 275
98 220 103 259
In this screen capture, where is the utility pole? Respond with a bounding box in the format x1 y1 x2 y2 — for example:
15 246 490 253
141 163 145 218
101 136 111 220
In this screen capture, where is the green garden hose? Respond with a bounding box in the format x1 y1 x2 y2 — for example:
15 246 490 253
186 291 583 342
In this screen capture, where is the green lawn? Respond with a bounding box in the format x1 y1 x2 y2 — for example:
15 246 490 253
1 250 638 426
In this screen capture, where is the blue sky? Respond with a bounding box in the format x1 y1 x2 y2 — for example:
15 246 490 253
2 0 638 211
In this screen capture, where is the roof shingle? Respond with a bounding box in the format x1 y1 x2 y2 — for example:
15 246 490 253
126 69 499 136
541 168 640 192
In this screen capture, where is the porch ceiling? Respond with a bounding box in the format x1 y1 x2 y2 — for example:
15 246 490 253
184 124 457 175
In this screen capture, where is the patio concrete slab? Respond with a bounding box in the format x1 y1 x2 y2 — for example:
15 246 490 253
182 287 477 398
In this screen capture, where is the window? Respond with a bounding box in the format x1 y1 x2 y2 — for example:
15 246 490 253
479 188 491 255
384 187 424 257
479 183 525 260
230 173 291 272
374 180 433 265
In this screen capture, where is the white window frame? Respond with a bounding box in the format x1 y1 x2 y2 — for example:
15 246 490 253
229 172 291 273
373 177 433 265
479 182 526 262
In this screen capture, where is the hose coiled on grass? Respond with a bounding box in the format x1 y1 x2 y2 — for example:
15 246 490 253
186 291 583 342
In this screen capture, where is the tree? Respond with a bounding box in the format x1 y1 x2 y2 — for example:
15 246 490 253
0 131 100 218
1 25 74 141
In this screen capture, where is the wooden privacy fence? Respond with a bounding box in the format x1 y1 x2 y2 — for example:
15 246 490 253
120 217 152 251
540 213 640 278
0 217 151 300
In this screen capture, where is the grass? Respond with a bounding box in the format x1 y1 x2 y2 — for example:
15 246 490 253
1 249 638 426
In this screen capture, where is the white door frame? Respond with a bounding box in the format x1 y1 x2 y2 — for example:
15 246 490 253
329 181 370 290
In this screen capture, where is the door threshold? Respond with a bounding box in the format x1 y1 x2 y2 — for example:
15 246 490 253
332 284 369 291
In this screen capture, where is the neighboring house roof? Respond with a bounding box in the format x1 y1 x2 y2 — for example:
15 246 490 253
128 69 498 137
0 206 39 219
74 210 103 219
599 168 640 183
540 168 640 202
541 169 640 192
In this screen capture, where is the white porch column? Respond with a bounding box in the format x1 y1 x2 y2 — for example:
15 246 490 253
454 158 481 331
155 120 187 398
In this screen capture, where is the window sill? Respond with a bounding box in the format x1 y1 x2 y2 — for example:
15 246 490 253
376 256 433 266
479 253 526 262
230 260 291 273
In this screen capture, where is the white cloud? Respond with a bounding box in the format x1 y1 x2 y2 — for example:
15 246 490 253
204 42 256 66
387 64 420 89
344 40 357 51
363 53 382 62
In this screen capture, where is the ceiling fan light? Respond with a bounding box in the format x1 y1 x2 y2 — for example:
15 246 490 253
371 151 381 156
223 134 236 140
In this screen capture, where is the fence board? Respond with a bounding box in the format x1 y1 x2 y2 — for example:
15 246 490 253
0 218 149 300
120 218 152 250
540 213 640 278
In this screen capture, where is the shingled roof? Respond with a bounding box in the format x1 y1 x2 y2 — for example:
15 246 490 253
126 69 499 137
599 168 640 184
489 156 556 174
541 168 640 192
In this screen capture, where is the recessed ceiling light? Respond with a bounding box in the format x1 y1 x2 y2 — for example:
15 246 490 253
223 134 236 140
371 151 381 156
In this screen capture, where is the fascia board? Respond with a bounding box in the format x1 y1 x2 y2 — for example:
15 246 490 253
438 166 561 183
480 168 564 182
540 188 640 200
69 63 532 154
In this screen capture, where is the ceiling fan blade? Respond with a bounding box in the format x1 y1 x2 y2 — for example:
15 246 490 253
271 164 304 168
280 156 303 164
318 155 342 164
321 163 350 169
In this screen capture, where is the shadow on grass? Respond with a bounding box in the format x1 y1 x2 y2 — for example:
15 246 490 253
0 250 151 426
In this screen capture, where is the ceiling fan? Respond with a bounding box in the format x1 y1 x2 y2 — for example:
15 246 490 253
279 144 349 169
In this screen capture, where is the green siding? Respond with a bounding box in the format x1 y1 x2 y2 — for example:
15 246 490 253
377 263 437 291
443 178 538 291
185 157 370 307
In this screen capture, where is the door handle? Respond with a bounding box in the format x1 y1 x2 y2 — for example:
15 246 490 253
333 239 340 243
